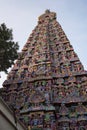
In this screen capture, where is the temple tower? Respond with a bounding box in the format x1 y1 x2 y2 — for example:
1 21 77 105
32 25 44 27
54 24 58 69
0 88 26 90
2 10 87 130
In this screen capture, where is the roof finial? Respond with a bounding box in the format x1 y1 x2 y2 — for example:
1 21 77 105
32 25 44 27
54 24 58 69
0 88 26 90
45 9 50 13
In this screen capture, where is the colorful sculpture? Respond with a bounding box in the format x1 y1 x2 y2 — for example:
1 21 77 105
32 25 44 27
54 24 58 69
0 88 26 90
1 10 87 130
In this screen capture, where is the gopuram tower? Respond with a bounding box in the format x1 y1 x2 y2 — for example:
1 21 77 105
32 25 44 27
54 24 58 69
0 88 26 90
1 10 87 130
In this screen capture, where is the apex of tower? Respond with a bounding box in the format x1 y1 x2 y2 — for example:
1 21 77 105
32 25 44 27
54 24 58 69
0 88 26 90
38 10 56 23
45 9 50 13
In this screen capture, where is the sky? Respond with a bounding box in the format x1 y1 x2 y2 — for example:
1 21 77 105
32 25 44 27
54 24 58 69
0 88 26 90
0 0 87 88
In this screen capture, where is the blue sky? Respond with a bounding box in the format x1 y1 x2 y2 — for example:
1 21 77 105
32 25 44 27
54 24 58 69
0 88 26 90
0 0 87 87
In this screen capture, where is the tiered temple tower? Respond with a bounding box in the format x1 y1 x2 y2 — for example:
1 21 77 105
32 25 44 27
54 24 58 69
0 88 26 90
1 10 87 130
